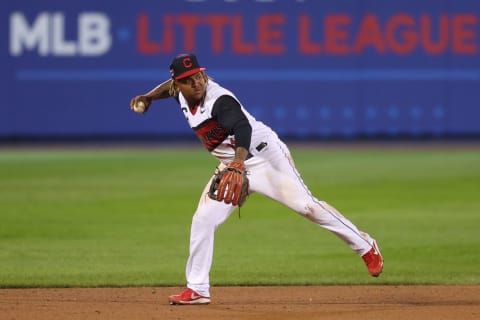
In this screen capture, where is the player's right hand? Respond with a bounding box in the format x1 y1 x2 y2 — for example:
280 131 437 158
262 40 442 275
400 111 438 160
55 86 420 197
129 95 152 112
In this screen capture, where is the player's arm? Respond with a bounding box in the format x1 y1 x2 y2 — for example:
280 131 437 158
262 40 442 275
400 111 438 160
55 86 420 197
212 95 252 165
211 95 251 206
129 79 174 113
144 79 174 100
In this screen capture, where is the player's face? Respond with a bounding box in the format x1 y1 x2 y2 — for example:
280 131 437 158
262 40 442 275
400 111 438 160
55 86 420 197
176 72 207 104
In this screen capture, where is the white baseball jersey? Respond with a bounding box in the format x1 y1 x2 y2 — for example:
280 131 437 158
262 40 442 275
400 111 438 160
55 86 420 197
178 80 271 163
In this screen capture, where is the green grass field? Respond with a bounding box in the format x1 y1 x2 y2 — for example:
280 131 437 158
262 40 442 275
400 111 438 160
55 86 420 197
0 145 479 288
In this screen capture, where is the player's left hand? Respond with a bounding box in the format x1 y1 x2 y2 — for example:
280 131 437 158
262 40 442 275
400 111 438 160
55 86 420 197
209 161 249 206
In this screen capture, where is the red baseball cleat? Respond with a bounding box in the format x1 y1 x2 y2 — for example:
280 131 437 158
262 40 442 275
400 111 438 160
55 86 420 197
168 288 211 305
362 241 384 277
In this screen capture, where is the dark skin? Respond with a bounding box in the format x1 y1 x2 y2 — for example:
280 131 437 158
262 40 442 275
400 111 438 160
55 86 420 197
129 72 249 165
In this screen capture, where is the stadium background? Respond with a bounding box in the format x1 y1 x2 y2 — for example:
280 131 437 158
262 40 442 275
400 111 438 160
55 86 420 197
2 0 479 142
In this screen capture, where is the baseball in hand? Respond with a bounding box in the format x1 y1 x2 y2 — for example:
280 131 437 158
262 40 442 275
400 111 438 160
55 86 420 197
134 101 146 113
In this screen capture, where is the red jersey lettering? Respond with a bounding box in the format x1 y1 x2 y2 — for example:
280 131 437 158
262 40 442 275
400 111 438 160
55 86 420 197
194 119 229 151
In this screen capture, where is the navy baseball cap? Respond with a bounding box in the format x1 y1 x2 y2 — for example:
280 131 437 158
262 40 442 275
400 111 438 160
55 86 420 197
169 54 206 80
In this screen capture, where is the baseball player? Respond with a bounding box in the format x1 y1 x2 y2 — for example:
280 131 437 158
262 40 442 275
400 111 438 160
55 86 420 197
129 54 383 305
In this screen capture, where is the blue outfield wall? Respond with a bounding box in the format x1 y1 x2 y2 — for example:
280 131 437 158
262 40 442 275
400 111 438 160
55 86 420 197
2 0 480 140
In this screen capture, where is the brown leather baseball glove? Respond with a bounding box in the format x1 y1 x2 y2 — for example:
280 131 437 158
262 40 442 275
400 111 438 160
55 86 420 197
208 161 249 207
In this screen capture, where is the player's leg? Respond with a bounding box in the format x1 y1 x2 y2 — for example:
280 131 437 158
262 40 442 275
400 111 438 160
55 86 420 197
185 172 237 297
247 139 382 272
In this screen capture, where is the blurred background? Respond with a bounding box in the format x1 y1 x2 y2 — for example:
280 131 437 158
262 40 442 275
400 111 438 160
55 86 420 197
2 0 480 143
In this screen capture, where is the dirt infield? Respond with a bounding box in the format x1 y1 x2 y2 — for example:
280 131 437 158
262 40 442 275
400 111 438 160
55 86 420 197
1 286 479 320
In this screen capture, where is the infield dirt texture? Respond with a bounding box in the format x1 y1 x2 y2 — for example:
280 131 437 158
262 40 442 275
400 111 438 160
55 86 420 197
2 286 479 320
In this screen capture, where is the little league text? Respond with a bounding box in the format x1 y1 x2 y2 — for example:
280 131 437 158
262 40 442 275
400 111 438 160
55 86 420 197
10 12 478 57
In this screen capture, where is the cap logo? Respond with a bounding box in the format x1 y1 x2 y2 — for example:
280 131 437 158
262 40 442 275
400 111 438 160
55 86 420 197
183 57 193 68
170 54 205 80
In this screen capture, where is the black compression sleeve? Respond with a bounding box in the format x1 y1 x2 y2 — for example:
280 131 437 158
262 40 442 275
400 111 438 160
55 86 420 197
212 95 252 150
